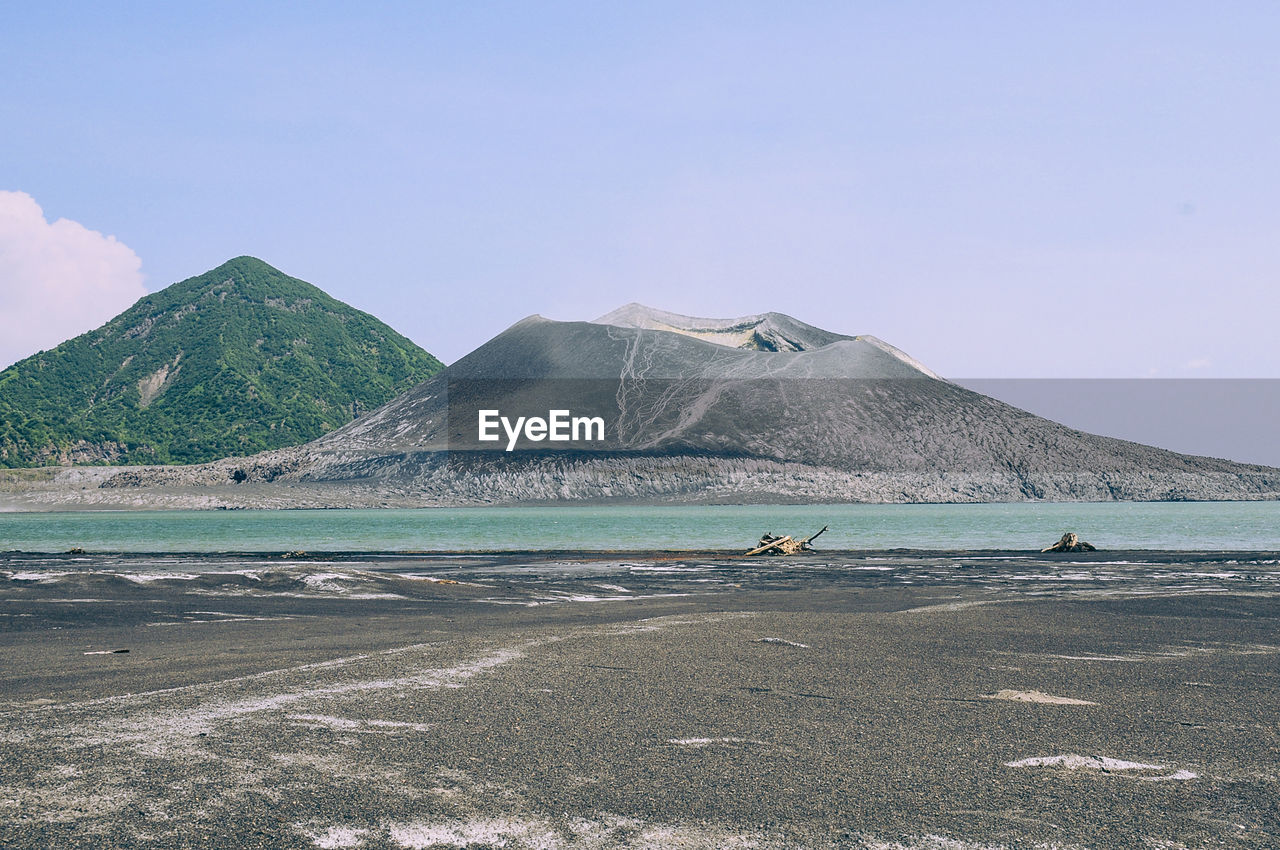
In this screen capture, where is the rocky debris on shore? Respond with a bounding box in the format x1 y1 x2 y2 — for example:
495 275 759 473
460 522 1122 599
1042 532 1097 553
746 525 828 555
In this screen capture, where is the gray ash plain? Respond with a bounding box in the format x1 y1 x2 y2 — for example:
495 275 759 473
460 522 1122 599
1 550 1277 848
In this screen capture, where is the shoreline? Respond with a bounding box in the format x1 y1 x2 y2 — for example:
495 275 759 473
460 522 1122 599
5 492 1280 513
5 547 1280 561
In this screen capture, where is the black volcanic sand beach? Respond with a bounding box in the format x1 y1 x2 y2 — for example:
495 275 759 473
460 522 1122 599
1 550 1277 849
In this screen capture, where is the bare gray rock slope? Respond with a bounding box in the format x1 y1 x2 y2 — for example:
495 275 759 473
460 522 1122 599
15 305 1280 507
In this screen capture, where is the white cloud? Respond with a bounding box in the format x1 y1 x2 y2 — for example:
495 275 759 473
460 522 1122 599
0 191 147 369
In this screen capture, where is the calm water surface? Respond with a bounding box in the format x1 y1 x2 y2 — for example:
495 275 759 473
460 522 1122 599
1 502 1278 552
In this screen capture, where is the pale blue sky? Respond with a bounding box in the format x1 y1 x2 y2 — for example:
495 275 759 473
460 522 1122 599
3 2 1278 376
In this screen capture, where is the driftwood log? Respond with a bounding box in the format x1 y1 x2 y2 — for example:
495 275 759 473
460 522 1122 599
746 525 828 556
1041 532 1096 553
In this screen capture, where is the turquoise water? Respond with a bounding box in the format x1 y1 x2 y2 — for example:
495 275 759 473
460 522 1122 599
1 502 1278 552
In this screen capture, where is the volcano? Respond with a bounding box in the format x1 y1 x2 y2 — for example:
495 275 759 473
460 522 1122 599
20 304 1280 508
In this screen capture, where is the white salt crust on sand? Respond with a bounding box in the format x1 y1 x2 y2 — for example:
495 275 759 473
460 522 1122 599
119 573 202 583
306 825 370 848
384 815 780 849
286 713 433 734
666 737 769 748
487 592 692 606
901 600 996 613
4 571 78 582
307 816 1090 849
1041 642 1280 662
1005 754 1197 781
146 616 294 626
982 690 1096 705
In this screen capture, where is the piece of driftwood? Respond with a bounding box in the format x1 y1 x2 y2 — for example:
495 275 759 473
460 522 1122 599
746 525 828 556
1041 532 1096 553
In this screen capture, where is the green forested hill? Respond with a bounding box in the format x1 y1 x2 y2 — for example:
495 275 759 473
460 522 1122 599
0 256 444 466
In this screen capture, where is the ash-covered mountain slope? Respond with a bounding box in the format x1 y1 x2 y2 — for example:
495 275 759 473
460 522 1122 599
29 306 1280 508
316 311 940 457
300 311 1278 488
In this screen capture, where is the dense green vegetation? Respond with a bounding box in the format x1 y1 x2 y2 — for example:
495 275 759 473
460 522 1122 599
0 256 444 466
